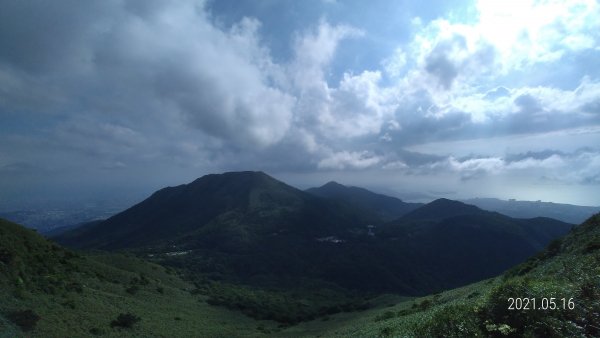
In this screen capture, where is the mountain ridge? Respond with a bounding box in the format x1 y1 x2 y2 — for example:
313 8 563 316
462 197 600 223
306 181 422 221
55 171 572 296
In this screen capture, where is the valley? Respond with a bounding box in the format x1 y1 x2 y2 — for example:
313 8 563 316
2 171 596 337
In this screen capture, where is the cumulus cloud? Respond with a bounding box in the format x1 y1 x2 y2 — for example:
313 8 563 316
0 0 599 206
382 48 408 78
290 20 362 89
1 0 295 150
318 151 381 170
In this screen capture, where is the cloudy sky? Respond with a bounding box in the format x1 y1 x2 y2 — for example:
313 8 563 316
1 0 599 208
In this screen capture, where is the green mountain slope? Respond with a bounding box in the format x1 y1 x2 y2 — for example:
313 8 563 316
305 181 422 221
0 218 276 337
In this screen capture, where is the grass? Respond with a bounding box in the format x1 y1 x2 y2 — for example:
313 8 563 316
0 219 279 337
0 254 279 337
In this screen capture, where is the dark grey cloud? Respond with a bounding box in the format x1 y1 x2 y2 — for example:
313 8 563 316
505 150 565 163
425 40 461 89
514 94 543 112
0 0 110 73
423 34 496 90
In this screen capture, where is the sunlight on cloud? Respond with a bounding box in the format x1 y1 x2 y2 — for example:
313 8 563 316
477 0 600 70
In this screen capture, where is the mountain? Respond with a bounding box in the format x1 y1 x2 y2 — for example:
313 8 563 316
56 171 374 250
56 172 572 300
305 181 422 221
289 213 600 337
398 198 485 221
463 197 600 224
41 220 103 237
373 199 572 291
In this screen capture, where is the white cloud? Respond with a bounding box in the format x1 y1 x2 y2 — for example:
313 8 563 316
401 148 600 185
476 0 600 69
291 20 363 90
505 154 565 170
383 0 600 129
382 160 408 170
382 47 407 78
318 151 382 170
289 21 397 140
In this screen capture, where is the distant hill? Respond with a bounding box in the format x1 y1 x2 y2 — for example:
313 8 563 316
55 171 375 250
463 197 600 224
0 207 120 232
55 171 572 297
41 220 103 237
398 198 484 221
375 199 572 290
306 181 422 221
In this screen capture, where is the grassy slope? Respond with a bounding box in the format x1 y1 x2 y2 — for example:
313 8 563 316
281 213 600 337
0 219 277 337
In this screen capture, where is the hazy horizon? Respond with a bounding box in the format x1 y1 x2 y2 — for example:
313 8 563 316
1 0 600 208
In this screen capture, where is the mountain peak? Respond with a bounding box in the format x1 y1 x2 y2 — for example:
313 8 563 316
321 181 346 188
429 198 466 207
306 181 422 221
401 198 485 221
193 170 270 182
189 171 278 189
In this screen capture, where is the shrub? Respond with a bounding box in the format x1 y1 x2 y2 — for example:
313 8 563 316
379 326 394 337
110 313 141 328
89 327 104 335
584 239 600 253
374 310 396 322
7 309 41 332
65 281 84 293
417 299 432 310
126 285 139 295
0 248 14 264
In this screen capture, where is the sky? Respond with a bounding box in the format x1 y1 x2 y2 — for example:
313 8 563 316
1 0 599 209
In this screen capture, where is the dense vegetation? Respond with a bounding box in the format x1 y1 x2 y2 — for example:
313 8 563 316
2 210 599 336
289 213 600 337
48 172 574 329
0 218 281 337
